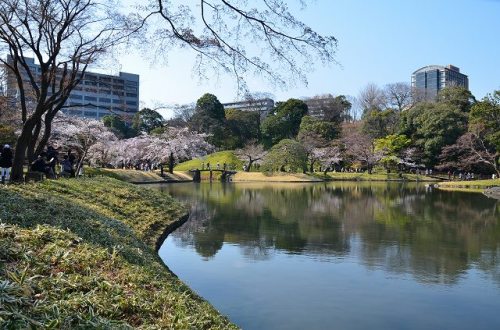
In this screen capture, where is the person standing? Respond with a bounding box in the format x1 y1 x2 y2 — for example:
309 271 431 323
67 149 76 177
60 155 73 177
0 144 13 183
47 146 58 176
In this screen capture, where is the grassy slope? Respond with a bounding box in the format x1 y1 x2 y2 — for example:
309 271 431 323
0 178 236 329
86 168 166 183
175 151 243 171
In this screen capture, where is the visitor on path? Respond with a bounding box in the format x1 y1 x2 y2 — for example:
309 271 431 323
0 144 13 183
223 162 227 171
216 162 220 170
201 162 205 170
206 162 211 170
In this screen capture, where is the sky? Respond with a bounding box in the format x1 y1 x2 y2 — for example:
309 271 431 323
112 0 500 118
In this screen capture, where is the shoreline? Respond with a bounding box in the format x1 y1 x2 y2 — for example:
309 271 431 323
87 167 499 195
0 177 237 328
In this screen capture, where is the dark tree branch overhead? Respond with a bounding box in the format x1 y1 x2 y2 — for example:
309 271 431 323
143 0 337 90
1 0 337 182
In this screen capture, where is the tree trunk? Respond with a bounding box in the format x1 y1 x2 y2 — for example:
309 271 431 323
27 120 42 164
168 152 174 174
246 158 254 172
10 119 37 182
76 149 88 177
309 160 316 173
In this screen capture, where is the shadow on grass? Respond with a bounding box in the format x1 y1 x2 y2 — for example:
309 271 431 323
0 187 153 266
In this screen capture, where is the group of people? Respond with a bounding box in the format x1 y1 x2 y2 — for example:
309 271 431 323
446 170 478 181
30 146 79 178
0 144 13 183
201 162 230 171
117 160 160 172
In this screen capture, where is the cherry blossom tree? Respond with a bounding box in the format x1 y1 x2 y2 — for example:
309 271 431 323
97 128 214 170
49 115 117 174
235 140 267 172
438 132 499 176
342 128 381 173
313 145 342 175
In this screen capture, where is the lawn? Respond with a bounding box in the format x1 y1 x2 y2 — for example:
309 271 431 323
438 179 500 189
318 171 437 182
175 151 244 171
0 177 236 329
232 172 322 182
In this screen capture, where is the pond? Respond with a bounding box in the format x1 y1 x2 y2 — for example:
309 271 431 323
154 182 500 330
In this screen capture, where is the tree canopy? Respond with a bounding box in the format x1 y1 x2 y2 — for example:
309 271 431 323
132 108 165 134
261 139 308 173
261 98 308 147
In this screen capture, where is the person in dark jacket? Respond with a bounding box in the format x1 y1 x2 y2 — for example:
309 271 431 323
0 144 13 183
47 145 58 176
31 152 51 175
60 155 73 177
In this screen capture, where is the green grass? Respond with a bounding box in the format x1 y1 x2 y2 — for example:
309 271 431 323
438 179 500 189
315 171 438 182
85 168 166 183
175 151 244 171
0 178 236 329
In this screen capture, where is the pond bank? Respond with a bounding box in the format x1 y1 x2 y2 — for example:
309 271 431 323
86 168 441 184
0 177 236 328
175 171 438 183
437 179 500 196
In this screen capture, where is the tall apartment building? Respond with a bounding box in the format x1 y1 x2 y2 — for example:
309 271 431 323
4 57 139 121
411 65 469 99
223 98 275 119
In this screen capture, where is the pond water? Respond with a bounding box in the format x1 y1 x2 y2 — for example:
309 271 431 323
155 182 500 330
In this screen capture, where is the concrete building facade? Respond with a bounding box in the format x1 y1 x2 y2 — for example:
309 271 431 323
4 57 139 120
223 98 275 119
411 65 469 99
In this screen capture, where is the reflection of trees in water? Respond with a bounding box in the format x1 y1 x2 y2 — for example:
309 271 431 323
161 183 500 285
356 188 500 285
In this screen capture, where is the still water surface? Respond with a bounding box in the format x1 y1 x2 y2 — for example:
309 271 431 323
155 182 500 330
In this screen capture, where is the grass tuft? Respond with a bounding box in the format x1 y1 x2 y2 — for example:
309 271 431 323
0 177 236 329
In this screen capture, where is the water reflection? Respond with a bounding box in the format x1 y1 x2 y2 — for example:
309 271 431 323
156 182 500 285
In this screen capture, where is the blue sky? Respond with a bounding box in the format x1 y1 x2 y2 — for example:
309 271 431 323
116 0 500 117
